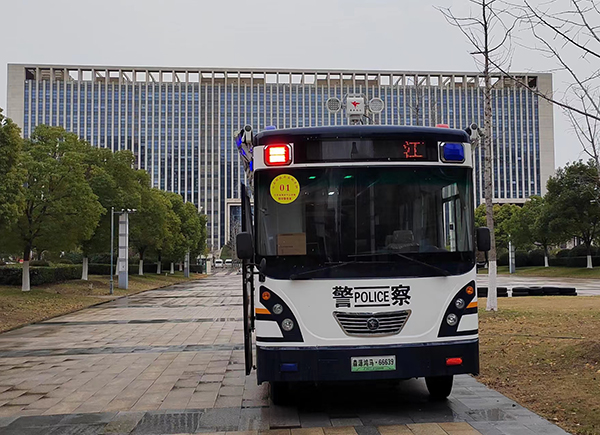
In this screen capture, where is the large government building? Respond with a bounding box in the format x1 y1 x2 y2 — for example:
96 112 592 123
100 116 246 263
7 64 555 250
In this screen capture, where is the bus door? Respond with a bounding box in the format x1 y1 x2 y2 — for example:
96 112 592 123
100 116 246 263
241 183 255 375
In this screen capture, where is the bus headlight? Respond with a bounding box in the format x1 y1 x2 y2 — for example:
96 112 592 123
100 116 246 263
446 313 458 326
455 298 465 309
272 304 284 315
281 318 294 331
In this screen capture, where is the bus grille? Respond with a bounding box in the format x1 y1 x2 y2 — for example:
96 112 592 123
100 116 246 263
333 310 412 336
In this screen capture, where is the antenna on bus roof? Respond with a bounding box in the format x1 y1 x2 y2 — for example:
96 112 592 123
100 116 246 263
326 95 385 125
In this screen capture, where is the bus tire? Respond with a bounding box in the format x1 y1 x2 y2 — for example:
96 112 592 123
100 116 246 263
270 382 290 405
425 375 453 400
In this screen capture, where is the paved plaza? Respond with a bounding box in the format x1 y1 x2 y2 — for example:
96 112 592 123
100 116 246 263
0 271 569 434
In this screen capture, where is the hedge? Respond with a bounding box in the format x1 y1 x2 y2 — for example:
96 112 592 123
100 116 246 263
549 256 600 267
527 249 546 267
88 262 194 275
569 244 598 257
0 265 82 286
88 263 165 275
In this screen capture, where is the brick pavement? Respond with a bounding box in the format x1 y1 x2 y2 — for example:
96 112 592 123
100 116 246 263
0 271 569 434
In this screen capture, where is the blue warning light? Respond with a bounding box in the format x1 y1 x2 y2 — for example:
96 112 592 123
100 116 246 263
442 143 465 162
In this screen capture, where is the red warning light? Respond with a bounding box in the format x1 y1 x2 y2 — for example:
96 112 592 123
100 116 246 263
265 144 291 166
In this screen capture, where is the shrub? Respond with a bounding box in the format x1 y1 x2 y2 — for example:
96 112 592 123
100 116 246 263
556 249 571 258
497 251 528 267
89 263 159 275
29 260 50 267
0 265 82 286
569 244 598 257
549 256 600 267
515 251 529 267
89 253 112 264
190 265 204 273
527 249 546 267
498 252 509 266
58 259 74 264
62 252 83 263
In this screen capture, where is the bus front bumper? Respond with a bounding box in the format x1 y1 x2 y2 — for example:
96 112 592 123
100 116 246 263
256 339 479 384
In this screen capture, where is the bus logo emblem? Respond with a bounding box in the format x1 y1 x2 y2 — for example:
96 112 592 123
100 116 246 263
366 318 380 331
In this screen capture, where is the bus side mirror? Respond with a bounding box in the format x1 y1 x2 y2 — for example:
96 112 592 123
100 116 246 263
476 227 491 252
236 232 254 259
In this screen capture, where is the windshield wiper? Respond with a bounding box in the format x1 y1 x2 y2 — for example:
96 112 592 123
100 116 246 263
348 252 450 276
289 261 357 280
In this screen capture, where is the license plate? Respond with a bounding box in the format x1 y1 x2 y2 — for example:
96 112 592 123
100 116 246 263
351 355 396 372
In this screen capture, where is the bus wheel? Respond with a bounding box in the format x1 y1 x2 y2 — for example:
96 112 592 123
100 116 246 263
270 382 290 405
425 375 453 400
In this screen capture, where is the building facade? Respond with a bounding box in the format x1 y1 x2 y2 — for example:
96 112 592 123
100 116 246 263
7 64 555 250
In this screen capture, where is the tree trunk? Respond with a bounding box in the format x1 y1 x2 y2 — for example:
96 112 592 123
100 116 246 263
179 262 183 271
586 243 593 269
544 254 549 268
156 253 162 274
139 259 144 276
22 247 31 292
82 257 89 280
483 3 498 311
170 262 174 274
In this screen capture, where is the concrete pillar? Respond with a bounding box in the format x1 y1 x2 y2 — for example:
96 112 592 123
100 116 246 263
184 251 190 278
118 212 129 289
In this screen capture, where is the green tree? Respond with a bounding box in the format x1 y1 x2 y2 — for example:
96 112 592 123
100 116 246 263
475 203 520 253
4 125 103 290
545 160 600 268
160 191 186 273
0 109 25 233
80 148 143 279
508 196 565 267
129 178 171 275
190 214 208 261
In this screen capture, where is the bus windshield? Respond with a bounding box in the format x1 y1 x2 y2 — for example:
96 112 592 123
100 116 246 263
255 166 474 279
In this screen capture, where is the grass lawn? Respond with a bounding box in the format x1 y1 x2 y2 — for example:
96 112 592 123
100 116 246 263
0 272 204 333
478 296 600 435
478 265 600 278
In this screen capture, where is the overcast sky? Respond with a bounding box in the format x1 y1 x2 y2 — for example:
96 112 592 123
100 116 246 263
0 0 587 168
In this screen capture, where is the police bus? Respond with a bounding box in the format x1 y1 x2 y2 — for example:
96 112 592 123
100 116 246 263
234 96 490 404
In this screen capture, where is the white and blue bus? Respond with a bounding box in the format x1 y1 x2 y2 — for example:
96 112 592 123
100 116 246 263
235 123 490 404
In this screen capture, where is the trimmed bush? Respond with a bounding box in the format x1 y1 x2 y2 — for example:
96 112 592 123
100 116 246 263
498 252 509 266
89 253 112 264
569 244 598 257
58 259 74 264
556 249 571 258
549 256 600 267
0 265 82 286
88 263 160 275
29 260 50 267
62 252 83 263
515 251 529 267
527 249 546 267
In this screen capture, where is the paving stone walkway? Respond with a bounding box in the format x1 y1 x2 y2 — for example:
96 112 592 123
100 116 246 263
0 271 569 434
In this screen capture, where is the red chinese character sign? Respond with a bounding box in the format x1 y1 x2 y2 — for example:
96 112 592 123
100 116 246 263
403 141 425 159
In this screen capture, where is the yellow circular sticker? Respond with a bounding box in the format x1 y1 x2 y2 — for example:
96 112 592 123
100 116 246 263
270 174 300 204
